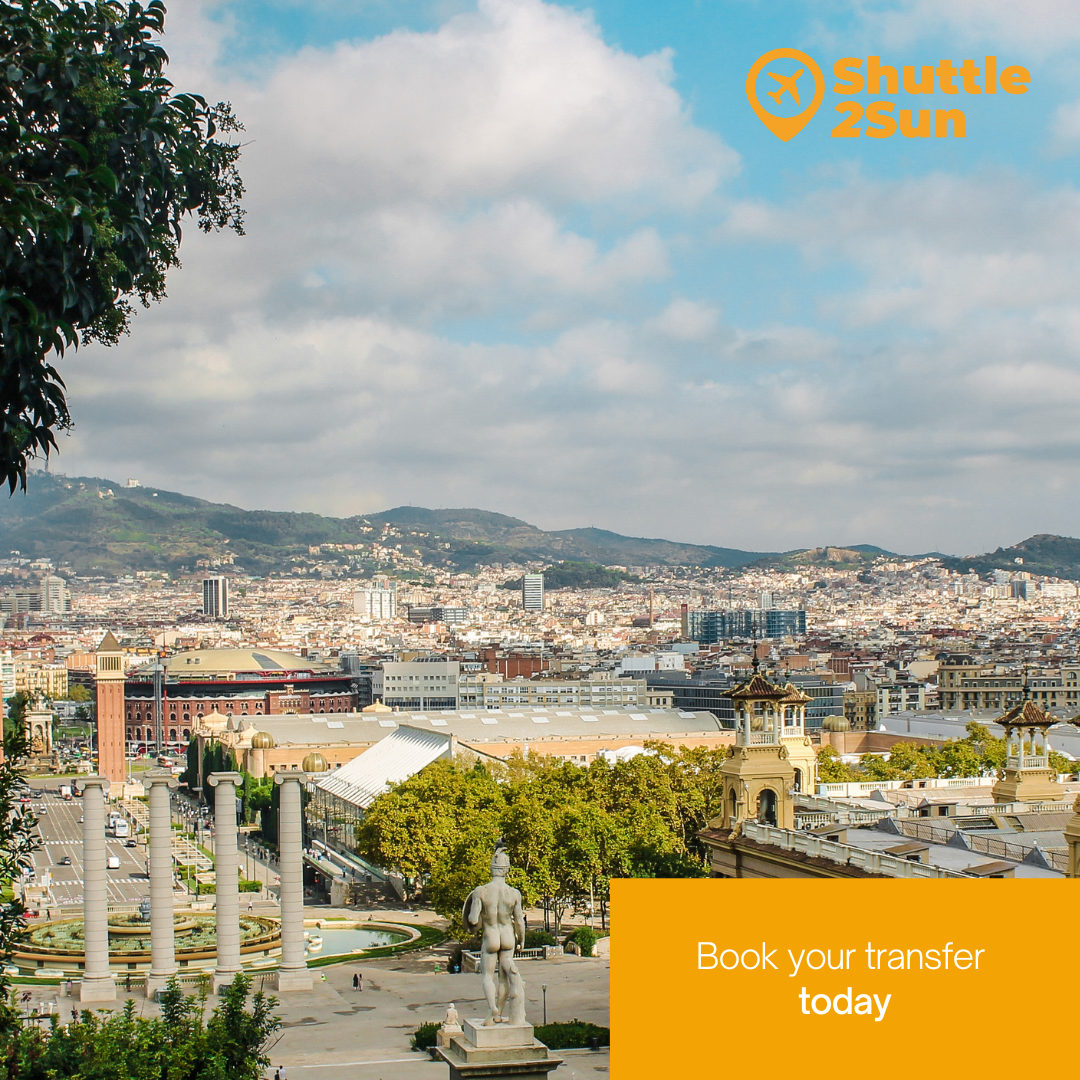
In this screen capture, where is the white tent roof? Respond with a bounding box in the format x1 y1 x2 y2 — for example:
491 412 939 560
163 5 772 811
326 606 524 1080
313 724 452 809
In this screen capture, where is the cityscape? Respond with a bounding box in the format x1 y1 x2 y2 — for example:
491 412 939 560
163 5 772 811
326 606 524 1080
5 0 1080 1076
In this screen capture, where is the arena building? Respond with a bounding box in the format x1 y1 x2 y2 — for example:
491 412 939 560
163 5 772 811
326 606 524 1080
123 648 363 751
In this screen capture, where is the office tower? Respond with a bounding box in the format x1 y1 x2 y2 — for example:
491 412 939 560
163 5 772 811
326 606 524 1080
203 576 229 619
522 573 544 611
39 575 71 613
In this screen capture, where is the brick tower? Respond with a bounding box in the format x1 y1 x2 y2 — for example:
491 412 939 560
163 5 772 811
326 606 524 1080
95 632 126 784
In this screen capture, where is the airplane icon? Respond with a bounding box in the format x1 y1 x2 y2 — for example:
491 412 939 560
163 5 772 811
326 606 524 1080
767 68 804 106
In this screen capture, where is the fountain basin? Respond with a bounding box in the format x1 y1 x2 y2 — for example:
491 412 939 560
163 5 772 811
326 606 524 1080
14 913 282 975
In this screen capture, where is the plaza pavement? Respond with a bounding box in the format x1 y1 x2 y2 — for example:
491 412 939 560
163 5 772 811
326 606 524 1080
19 912 610 1080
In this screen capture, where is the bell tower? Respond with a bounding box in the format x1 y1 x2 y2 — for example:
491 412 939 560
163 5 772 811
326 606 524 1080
95 632 126 785
716 672 797 832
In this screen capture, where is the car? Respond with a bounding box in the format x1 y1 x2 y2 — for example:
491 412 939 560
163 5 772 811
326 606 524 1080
78 816 84 823
106 856 121 870
125 839 138 848
37 806 47 815
58 855 71 866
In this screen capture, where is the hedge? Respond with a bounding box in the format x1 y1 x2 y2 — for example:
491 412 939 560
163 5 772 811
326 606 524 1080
535 1020 610 1050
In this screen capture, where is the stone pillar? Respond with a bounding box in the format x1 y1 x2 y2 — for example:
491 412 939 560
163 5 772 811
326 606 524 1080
208 772 243 991
79 776 116 1002
144 770 179 996
274 770 312 991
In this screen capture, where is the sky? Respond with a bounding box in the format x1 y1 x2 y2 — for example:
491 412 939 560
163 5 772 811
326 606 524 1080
52 0 1080 556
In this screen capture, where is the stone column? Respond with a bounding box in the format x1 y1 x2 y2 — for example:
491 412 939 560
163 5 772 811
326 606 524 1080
273 770 312 991
144 770 179 996
79 776 116 1002
208 772 243 991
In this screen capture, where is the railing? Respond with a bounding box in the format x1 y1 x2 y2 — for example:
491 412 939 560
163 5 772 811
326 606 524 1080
747 732 778 745
891 819 1069 873
1007 756 1048 769
817 777 996 798
743 822 967 878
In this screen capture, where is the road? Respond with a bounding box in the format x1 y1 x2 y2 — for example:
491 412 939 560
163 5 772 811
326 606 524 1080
26 781 151 907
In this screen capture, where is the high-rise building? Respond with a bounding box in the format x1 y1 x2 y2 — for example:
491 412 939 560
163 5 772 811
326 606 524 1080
522 573 544 611
202 576 229 619
354 589 397 619
39 575 70 613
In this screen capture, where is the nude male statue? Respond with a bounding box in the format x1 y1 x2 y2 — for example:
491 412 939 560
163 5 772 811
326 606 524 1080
463 840 526 1027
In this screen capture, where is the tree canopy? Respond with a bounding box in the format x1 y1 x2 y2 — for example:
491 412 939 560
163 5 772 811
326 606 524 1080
0 0 244 491
816 721 1075 783
1 975 280 1080
355 743 725 936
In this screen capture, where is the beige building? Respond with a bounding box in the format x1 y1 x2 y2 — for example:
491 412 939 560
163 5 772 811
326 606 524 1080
938 656 1079 713
16 662 69 700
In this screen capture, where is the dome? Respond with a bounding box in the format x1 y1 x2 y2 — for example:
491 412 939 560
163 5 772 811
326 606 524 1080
250 731 275 749
821 715 851 732
302 752 328 773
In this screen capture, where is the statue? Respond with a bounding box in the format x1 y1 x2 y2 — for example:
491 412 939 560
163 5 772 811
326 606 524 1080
463 839 526 1027
438 1002 463 1048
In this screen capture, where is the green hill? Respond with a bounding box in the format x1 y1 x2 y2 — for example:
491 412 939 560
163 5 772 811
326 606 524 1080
0 474 775 575
941 534 1080 581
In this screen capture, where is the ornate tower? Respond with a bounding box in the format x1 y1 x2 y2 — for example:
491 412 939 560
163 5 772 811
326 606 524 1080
95 631 126 784
779 683 816 795
716 673 796 831
991 698 1062 805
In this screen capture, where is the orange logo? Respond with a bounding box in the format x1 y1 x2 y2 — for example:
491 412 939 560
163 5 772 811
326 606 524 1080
746 48 825 141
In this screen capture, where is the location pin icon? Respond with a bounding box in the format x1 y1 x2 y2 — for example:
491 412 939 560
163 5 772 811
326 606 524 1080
746 48 825 142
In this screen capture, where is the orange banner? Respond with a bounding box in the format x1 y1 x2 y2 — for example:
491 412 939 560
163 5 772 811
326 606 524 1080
612 878 1069 1078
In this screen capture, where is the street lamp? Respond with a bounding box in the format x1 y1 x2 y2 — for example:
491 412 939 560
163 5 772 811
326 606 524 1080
541 983 547 1026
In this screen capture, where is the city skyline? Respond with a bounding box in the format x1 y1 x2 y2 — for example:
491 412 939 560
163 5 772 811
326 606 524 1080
47 0 1080 555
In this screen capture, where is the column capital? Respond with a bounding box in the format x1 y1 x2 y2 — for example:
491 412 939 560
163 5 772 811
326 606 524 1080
143 769 179 790
80 775 110 793
207 771 244 788
274 769 308 786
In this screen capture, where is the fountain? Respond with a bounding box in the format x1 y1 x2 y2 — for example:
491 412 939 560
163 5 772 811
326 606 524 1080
14 913 282 975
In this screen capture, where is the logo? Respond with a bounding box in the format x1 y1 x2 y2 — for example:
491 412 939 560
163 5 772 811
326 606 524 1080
748 51 1031 141
746 48 825 142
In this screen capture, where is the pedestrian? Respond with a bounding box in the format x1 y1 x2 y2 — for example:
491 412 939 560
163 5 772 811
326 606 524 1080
280 1067 287 1080
352 973 358 990
248 898 254 911
274 1070 280 1080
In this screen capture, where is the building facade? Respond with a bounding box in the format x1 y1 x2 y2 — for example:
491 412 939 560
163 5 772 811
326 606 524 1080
683 608 807 644
522 574 544 611
202 577 229 620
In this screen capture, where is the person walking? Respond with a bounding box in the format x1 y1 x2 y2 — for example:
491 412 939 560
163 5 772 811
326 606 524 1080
352 973 359 990
274 1069 280 1080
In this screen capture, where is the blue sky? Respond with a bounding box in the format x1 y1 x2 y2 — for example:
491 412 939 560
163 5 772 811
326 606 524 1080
59 0 1080 555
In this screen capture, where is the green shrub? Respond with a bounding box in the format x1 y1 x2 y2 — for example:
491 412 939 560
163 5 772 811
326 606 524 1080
239 879 262 892
524 930 557 949
563 927 598 957
535 1021 609 1050
410 1021 442 1051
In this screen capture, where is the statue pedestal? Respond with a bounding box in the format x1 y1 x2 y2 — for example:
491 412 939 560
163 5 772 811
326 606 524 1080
436 1019 563 1079
78 975 116 1003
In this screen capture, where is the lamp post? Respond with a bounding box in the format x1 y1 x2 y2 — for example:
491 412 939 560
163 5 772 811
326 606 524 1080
541 983 547 1026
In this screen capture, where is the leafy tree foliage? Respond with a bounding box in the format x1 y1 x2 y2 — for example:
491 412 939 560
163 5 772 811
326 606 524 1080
0 721 36 1036
66 683 92 703
0 0 244 491
356 743 725 937
816 721 1074 782
1 974 279 1080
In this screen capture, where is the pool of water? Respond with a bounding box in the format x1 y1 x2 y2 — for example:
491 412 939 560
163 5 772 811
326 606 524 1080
311 928 409 955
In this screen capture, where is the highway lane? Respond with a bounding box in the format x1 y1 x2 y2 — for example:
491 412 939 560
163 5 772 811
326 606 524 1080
27 780 152 906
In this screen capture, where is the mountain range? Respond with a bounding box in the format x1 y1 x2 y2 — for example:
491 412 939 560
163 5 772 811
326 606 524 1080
2 472 1079 581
